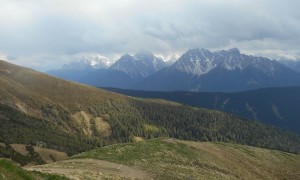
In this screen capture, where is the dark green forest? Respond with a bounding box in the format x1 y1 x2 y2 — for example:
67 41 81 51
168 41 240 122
130 100 300 153
104 87 300 133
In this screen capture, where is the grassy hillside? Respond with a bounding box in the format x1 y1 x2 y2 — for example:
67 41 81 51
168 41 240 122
104 87 300 133
30 138 300 180
0 159 67 180
0 60 300 155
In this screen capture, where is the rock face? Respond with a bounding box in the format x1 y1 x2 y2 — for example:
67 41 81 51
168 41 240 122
62 55 112 70
135 48 300 92
110 50 168 78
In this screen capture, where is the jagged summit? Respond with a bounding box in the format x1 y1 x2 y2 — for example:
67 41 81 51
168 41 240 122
135 48 300 92
82 55 112 67
62 55 111 70
171 48 278 76
110 50 167 77
47 48 300 92
110 54 137 74
171 48 214 76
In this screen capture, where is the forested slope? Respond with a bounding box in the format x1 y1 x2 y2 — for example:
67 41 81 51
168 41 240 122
105 87 300 133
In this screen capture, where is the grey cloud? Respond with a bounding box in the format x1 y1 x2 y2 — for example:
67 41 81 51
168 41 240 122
0 0 299 70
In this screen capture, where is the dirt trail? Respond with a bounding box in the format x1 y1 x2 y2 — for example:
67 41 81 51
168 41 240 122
25 158 151 179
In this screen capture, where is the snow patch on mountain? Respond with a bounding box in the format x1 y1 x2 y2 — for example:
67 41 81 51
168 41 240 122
62 55 112 70
172 48 280 77
81 55 112 68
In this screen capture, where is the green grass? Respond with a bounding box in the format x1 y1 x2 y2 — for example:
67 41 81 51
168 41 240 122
0 159 68 180
74 138 300 180
74 138 199 179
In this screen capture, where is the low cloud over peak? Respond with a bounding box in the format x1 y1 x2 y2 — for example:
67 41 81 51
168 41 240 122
1 0 299 71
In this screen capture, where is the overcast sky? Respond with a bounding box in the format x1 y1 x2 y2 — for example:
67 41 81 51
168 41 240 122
1 0 300 71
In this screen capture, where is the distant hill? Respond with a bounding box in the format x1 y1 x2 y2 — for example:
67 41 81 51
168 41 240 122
28 138 300 180
135 48 300 92
105 87 300 133
1 60 300 155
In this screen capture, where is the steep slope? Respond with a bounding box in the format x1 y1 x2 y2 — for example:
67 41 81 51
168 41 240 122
28 138 300 180
279 59 300 73
0 60 300 155
110 50 167 78
105 87 300 133
135 48 300 92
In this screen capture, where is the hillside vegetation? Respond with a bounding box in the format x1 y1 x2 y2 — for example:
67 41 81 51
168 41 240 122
105 87 300 133
0 60 300 157
29 138 300 180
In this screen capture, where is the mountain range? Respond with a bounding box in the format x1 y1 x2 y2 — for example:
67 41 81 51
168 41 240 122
48 48 300 92
135 48 300 92
47 50 168 89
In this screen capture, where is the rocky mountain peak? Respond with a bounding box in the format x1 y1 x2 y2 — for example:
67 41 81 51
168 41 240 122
61 55 111 70
110 50 167 77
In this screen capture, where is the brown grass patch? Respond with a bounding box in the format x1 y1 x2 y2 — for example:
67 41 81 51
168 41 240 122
94 117 112 137
132 136 144 142
72 111 111 137
33 147 68 163
10 144 28 156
